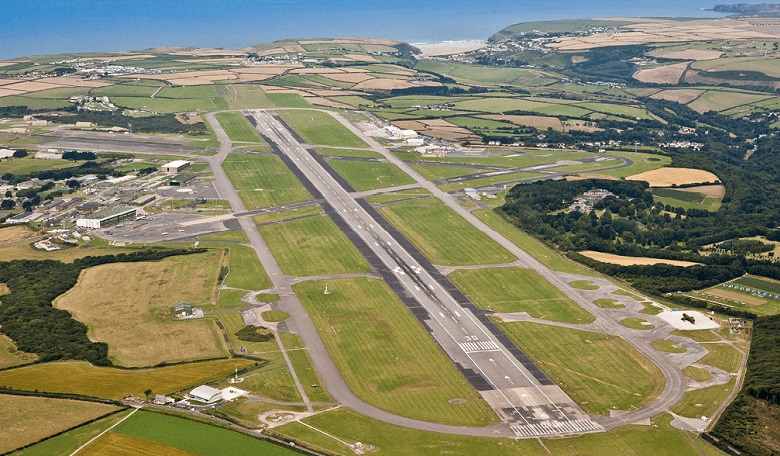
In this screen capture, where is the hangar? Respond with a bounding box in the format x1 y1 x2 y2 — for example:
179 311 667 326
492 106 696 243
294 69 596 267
188 385 222 403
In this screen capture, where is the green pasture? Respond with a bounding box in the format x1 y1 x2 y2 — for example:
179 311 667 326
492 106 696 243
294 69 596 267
450 267 594 323
293 277 498 426
377 197 516 266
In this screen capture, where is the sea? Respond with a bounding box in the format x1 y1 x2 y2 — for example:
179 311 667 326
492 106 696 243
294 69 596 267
0 0 729 59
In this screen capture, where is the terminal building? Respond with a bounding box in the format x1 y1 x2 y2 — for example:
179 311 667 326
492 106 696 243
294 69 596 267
76 206 137 229
161 160 191 173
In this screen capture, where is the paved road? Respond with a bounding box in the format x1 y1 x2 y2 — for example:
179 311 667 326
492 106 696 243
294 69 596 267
318 109 688 428
204 112 515 438
248 109 602 438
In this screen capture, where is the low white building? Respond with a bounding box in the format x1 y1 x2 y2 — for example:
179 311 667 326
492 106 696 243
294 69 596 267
0 149 15 159
161 160 191 173
188 385 222 403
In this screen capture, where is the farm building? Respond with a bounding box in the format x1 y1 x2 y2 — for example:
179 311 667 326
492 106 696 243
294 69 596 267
76 206 137 229
161 160 191 173
188 385 222 403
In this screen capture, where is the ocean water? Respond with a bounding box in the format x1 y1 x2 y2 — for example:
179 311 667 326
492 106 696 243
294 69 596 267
1 0 727 59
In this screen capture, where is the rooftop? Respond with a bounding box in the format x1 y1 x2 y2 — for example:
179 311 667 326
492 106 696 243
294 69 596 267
163 160 191 168
82 205 135 220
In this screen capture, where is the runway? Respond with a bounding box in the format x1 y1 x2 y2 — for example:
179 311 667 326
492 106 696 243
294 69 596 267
247 109 602 437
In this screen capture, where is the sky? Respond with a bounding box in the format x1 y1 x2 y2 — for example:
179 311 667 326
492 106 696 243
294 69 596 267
0 0 724 59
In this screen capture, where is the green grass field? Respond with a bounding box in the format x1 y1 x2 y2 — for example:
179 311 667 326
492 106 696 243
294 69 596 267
571 280 600 290
274 408 712 456
215 243 271 291
409 163 483 181
651 339 687 353
239 358 302 403
0 157 74 175
496 322 664 415
216 84 275 110
214 310 280 355
0 359 255 399
105 410 298 455
287 349 334 403
251 204 323 224
214 112 264 143
595 298 625 308
734 276 780 294
450 267 593 323
378 197 515 266
326 159 415 191
621 318 654 330
316 147 381 159
258 215 370 276
671 378 736 419
471 208 595 275
277 109 368 148
698 344 743 373
18 409 134 456
293 278 498 426
597 152 671 178
222 153 311 210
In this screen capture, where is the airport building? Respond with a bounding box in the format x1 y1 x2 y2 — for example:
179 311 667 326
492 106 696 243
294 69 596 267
76 206 137 229
161 160 191 173
188 385 222 403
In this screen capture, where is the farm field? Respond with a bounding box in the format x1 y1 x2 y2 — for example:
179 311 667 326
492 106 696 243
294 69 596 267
377 197 516 266
0 333 37 368
734 276 780 294
77 432 194 456
0 359 255 399
693 285 780 316
0 395 119 454
222 153 311 210
53 251 230 366
214 112 264 143
277 109 368 148
0 225 36 244
99 410 298 455
450 267 594 323
18 409 134 456
293 277 499 426
287 348 334 403
257 215 370 276
595 152 671 178
237 354 302 403
326 158 415 191
626 167 719 187
496 322 664 415
652 188 722 212
579 250 700 267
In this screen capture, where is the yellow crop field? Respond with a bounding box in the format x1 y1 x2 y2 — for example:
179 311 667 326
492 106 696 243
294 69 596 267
580 251 700 267
0 394 119 454
626 167 719 187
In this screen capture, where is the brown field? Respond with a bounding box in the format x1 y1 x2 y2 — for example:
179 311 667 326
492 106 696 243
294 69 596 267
0 88 24 97
0 394 119 454
675 184 726 198
290 67 357 74
4 80 68 92
0 333 37 368
169 48 247 57
580 250 700 267
305 97 353 109
704 287 767 306
649 49 723 60
80 54 158 61
0 78 19 85
393 119 480 141
53 251 230 367
548 18 780 50
257 45 307 55
124 66 300 86
633 62 690 84
0 225 36 244
649 89 704 104
80 433 195 456
483 114 561 130
322 73 376 83
353 79 439 91
626 167 719 187
684 69 780 91
299 38 399 46
344 53 379 62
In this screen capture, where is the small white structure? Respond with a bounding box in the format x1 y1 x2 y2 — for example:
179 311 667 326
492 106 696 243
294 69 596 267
188 385 223 403
161 160 191 173
405 137 424 147
220 387 248 401
0 149 15 159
